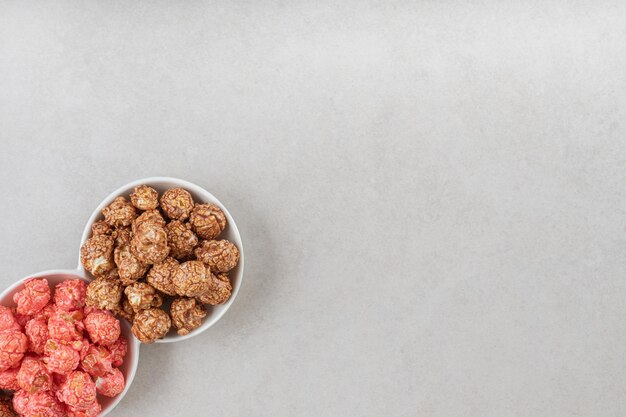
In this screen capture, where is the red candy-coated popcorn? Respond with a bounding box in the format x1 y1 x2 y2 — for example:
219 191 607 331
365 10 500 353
56 371 96 410
13 279 51 316
107 337 127 367
75 339 90 361
95 367 125 397
47 311 83 343
83 311 120 347
12 390 64 417
66 400 101 417
25 317 48 356
43 340 80 375
0 307 20 333
0 330 28 371
80 345 112 378
0 367 20 391
17 356 52 393
53 280 87 312
32 304 57 322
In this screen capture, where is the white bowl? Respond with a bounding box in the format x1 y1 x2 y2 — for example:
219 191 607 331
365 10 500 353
0 269 140 417
78 177 245 343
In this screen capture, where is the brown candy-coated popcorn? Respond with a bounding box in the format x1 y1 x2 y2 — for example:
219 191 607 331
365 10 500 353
172 261 210 297
196 272 232 305
131 209 165 234
114 243 148 286
166 221 198 260
112 296 134 323
112 227 132 248
170 298 207 336
80 235 115 278
189 204 226 240
129 185 159 211
85 278 122 311
131 308 171 343
195 240 240 273
102 196 137 228
124 283 162 313
160 188 194 220
91 221 112 236
130 222 170 265
146 257 179 296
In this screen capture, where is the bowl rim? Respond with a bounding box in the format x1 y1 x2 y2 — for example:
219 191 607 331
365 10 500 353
77 176 245 343
0 269 140 417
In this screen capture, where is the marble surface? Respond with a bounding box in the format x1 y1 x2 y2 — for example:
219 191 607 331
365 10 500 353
1 2 626 416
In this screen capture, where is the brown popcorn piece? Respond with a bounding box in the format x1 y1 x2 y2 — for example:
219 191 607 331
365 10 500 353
189 204 226 240
195 240 239 273
131 308 171 343
86 277 122 311
113 296 135 323
160 188 194 220
170 298 207 336
129 185 159 211
114 243 148 286
130 222 170 265
146 257 179 296
102 196 137 228
91 221 112 236
112 227 132 248
131 209 165 234
166 221 198 260
80 235 115 277
124 283 163 313
196 272 232 305
172 261 210 297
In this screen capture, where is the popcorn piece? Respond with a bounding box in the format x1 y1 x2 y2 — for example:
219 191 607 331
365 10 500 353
160 188 194 220
80 235 115 278
112 297 135 323
66 400 101 417
83 311 120 346
107 337 127 367
130 221 170 264
129 185 159 211
146 257 179 296
0 330 28 371
53 280 87 312
31 304 56 322
12 312 30 329
95 368 125 397
57 371 96 410
170 298 207 336
196 272 232 306
0 307 20 333
114 242 148 286
48 311 83 342
17 356 52 393
24 317 48 355
131 209 165 235
0 367 20 391
13 279 51 316
172 261 210 297
131 308 170 344
112 227 132 248
124 283 162 313
85 278 122 311
13 390 64 417
90 221 112 237
80 345 112 378
189 203 226 240
194 239 240 273
166 221 198 260
43 340 80 375
102 196 137 228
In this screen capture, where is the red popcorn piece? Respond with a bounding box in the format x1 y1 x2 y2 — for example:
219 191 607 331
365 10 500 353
95 367 125 397
66 400 101 417
80 344 112 378
0 307 21 332
53 280 87 312
83 311 120 346
0 367 20 391
74 339 90 360
47 311 83 342
56 370 96 410
13 279 51 316
17 356 52 393
0 330 28 371
24 317 48 355
107 336 127 367
13 390 64 417
43 340 79 375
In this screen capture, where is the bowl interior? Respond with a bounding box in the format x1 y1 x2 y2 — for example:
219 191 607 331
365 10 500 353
0 270 140 417
78 177 244 343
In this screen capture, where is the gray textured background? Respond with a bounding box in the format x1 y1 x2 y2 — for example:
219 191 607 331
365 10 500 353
1 2 626 416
